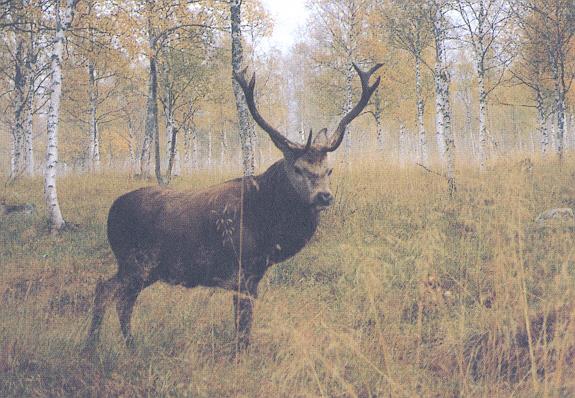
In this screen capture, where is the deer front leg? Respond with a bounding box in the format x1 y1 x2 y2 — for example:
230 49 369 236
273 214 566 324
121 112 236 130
233 292 254 351
232 268 263 352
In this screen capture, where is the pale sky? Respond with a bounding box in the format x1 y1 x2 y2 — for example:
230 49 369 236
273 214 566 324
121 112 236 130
260 0 309 53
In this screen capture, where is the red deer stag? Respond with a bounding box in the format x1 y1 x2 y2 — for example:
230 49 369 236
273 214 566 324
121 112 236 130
85 63 382 351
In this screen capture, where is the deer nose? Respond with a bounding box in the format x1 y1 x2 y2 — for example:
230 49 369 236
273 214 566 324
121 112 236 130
315 192 333 207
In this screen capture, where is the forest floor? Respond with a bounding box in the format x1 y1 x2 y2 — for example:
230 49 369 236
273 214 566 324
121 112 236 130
1 156 575 397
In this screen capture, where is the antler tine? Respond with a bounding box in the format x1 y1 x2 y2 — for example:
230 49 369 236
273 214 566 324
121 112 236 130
324 63 383 153
303 129 313 152
233 68 303 154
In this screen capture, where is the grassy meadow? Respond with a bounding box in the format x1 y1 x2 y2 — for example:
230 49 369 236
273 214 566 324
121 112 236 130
1 156 575 397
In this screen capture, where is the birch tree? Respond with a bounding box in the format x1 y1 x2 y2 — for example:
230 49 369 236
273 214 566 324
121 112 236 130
385 0 432 166
430 0 456 193
308 0 370 163
139 0 159 179
81 4 119 172
456 0 512 170
45 0 78 233
512 0 575 162
9 37 26 181
137 0 215 183
373 88 385 150
510 9 553 155
309 0 372 164
159 39 210 183
230 0 255 176
454 62 472 156
1 0 43 181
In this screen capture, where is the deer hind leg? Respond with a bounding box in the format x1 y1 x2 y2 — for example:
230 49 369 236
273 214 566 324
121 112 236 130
116 277 154 349
84 274 121 350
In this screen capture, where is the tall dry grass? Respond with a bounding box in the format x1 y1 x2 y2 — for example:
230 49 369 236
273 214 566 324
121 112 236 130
1 156 574 397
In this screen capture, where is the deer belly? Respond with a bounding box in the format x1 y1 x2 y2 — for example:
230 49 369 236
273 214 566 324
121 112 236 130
160 244 237 289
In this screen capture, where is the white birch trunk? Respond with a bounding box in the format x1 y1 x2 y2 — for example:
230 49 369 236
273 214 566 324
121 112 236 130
44 0 75 233
550 120 556 154
24 35 35 177
343 62 354 163
184 126 191 172
220 129 228 167
230 0 255 176
10 41 25 181
551 61 566 161
192 127 199 170
373 89 384 151
462 92 475 159
165 118 174 169
567 113 572 150
535 89 548 155
127 117 135 176
441 74 456 192
207 129 212 168
140 8 157 178
24 75 34 176
434 65 446 161
569 113 574 151
399 123 407 166
415 54 428 166
88 61 100 172
139 56 154 177
477 64 488 170
433 7 446 163
166 120 179 180
162 49 177 173
433 1 456 193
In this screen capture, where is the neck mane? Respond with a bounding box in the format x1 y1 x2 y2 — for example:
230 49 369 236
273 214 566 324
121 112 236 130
246 159 319 255
256 160 304 207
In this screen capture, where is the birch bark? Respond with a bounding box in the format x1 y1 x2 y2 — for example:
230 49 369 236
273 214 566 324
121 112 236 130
230 0 255 176
432 0 456 193
399 123 407 166
24 29 36 177
551 60 566 161
433 5 446 162
415 53 428 166
24 69 34 176
220 129 228 167
10 40 25 181
140 6 157 178
192 127 199 170
45 0 76 233
343 61 354 163
184 126 191 171
535 89 549 155
477 64 488 168
373 89 385 151
88 61 100 172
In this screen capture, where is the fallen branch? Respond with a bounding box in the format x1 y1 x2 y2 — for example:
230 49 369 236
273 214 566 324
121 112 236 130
416 163 456 196
416 163 447 179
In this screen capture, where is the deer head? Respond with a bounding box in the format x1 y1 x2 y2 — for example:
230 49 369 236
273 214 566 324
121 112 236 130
234 63 382 211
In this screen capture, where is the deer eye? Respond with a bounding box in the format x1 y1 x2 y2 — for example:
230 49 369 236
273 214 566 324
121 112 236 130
327 168 333 176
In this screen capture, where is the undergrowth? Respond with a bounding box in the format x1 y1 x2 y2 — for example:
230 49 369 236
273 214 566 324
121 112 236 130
1 156 574 397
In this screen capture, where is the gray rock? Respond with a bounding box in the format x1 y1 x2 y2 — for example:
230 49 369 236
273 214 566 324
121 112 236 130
0 203 36 216
534 208 574 228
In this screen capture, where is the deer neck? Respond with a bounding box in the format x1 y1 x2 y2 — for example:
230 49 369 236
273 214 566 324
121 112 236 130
257 160 305 211
250 159 319 242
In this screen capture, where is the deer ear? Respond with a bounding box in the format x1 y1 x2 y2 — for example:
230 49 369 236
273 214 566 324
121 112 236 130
312 128 329 147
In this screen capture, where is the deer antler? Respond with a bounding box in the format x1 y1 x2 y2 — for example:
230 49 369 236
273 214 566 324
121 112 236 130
324 63 383 152
234 68 311 155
